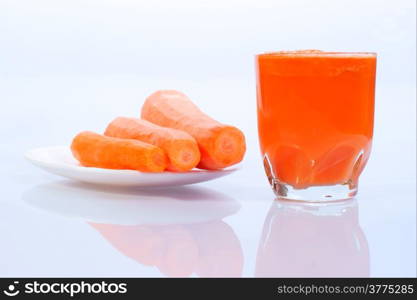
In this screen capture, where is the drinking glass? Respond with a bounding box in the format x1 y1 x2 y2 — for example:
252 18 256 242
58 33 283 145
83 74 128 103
256 50 376 201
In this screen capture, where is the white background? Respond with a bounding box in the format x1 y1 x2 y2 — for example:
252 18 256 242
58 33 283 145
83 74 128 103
0 0 415 277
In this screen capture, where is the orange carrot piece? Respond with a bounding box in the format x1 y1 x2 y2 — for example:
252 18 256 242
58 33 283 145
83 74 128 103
71 131 167 172
141 90 246 170
104 117 200 172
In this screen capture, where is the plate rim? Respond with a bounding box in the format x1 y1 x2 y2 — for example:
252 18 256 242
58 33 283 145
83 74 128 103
25 145 241 176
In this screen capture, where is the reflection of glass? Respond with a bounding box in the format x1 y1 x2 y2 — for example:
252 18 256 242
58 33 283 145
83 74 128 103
23 181 243 277
256 51 376 201
255 199 369 277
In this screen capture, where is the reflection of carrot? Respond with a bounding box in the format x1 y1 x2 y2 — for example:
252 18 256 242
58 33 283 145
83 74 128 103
71 131 167 172
89 223 165 266
190 221 243 277
141 90 246 170
157 226 199 277
104 117 200 172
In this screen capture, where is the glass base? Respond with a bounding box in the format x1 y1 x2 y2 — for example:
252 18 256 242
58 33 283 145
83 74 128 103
271 180 357 202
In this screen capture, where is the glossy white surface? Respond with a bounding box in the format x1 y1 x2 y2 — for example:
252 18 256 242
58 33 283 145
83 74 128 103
25 146 237 187
0 0 415 277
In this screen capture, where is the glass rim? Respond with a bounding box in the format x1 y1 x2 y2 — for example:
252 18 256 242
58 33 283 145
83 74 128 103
256 50 377 58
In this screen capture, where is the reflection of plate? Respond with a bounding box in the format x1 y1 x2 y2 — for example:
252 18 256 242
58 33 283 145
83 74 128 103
22 181 240 225
25 146 239 187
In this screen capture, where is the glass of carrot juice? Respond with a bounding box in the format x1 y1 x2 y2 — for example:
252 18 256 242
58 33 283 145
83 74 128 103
256 50 376 201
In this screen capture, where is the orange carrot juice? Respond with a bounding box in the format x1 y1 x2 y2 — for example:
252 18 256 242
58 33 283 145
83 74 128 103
256 50 376 201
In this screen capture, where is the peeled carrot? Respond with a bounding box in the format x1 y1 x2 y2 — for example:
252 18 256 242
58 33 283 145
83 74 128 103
141 90 246 170
71 131 167 172
104 117 200 172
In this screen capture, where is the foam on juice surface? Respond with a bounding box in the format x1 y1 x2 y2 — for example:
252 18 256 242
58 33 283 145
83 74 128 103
259 50 376 58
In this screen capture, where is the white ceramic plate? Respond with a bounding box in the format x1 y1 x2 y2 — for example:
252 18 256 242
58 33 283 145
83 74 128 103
25 146 239 187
